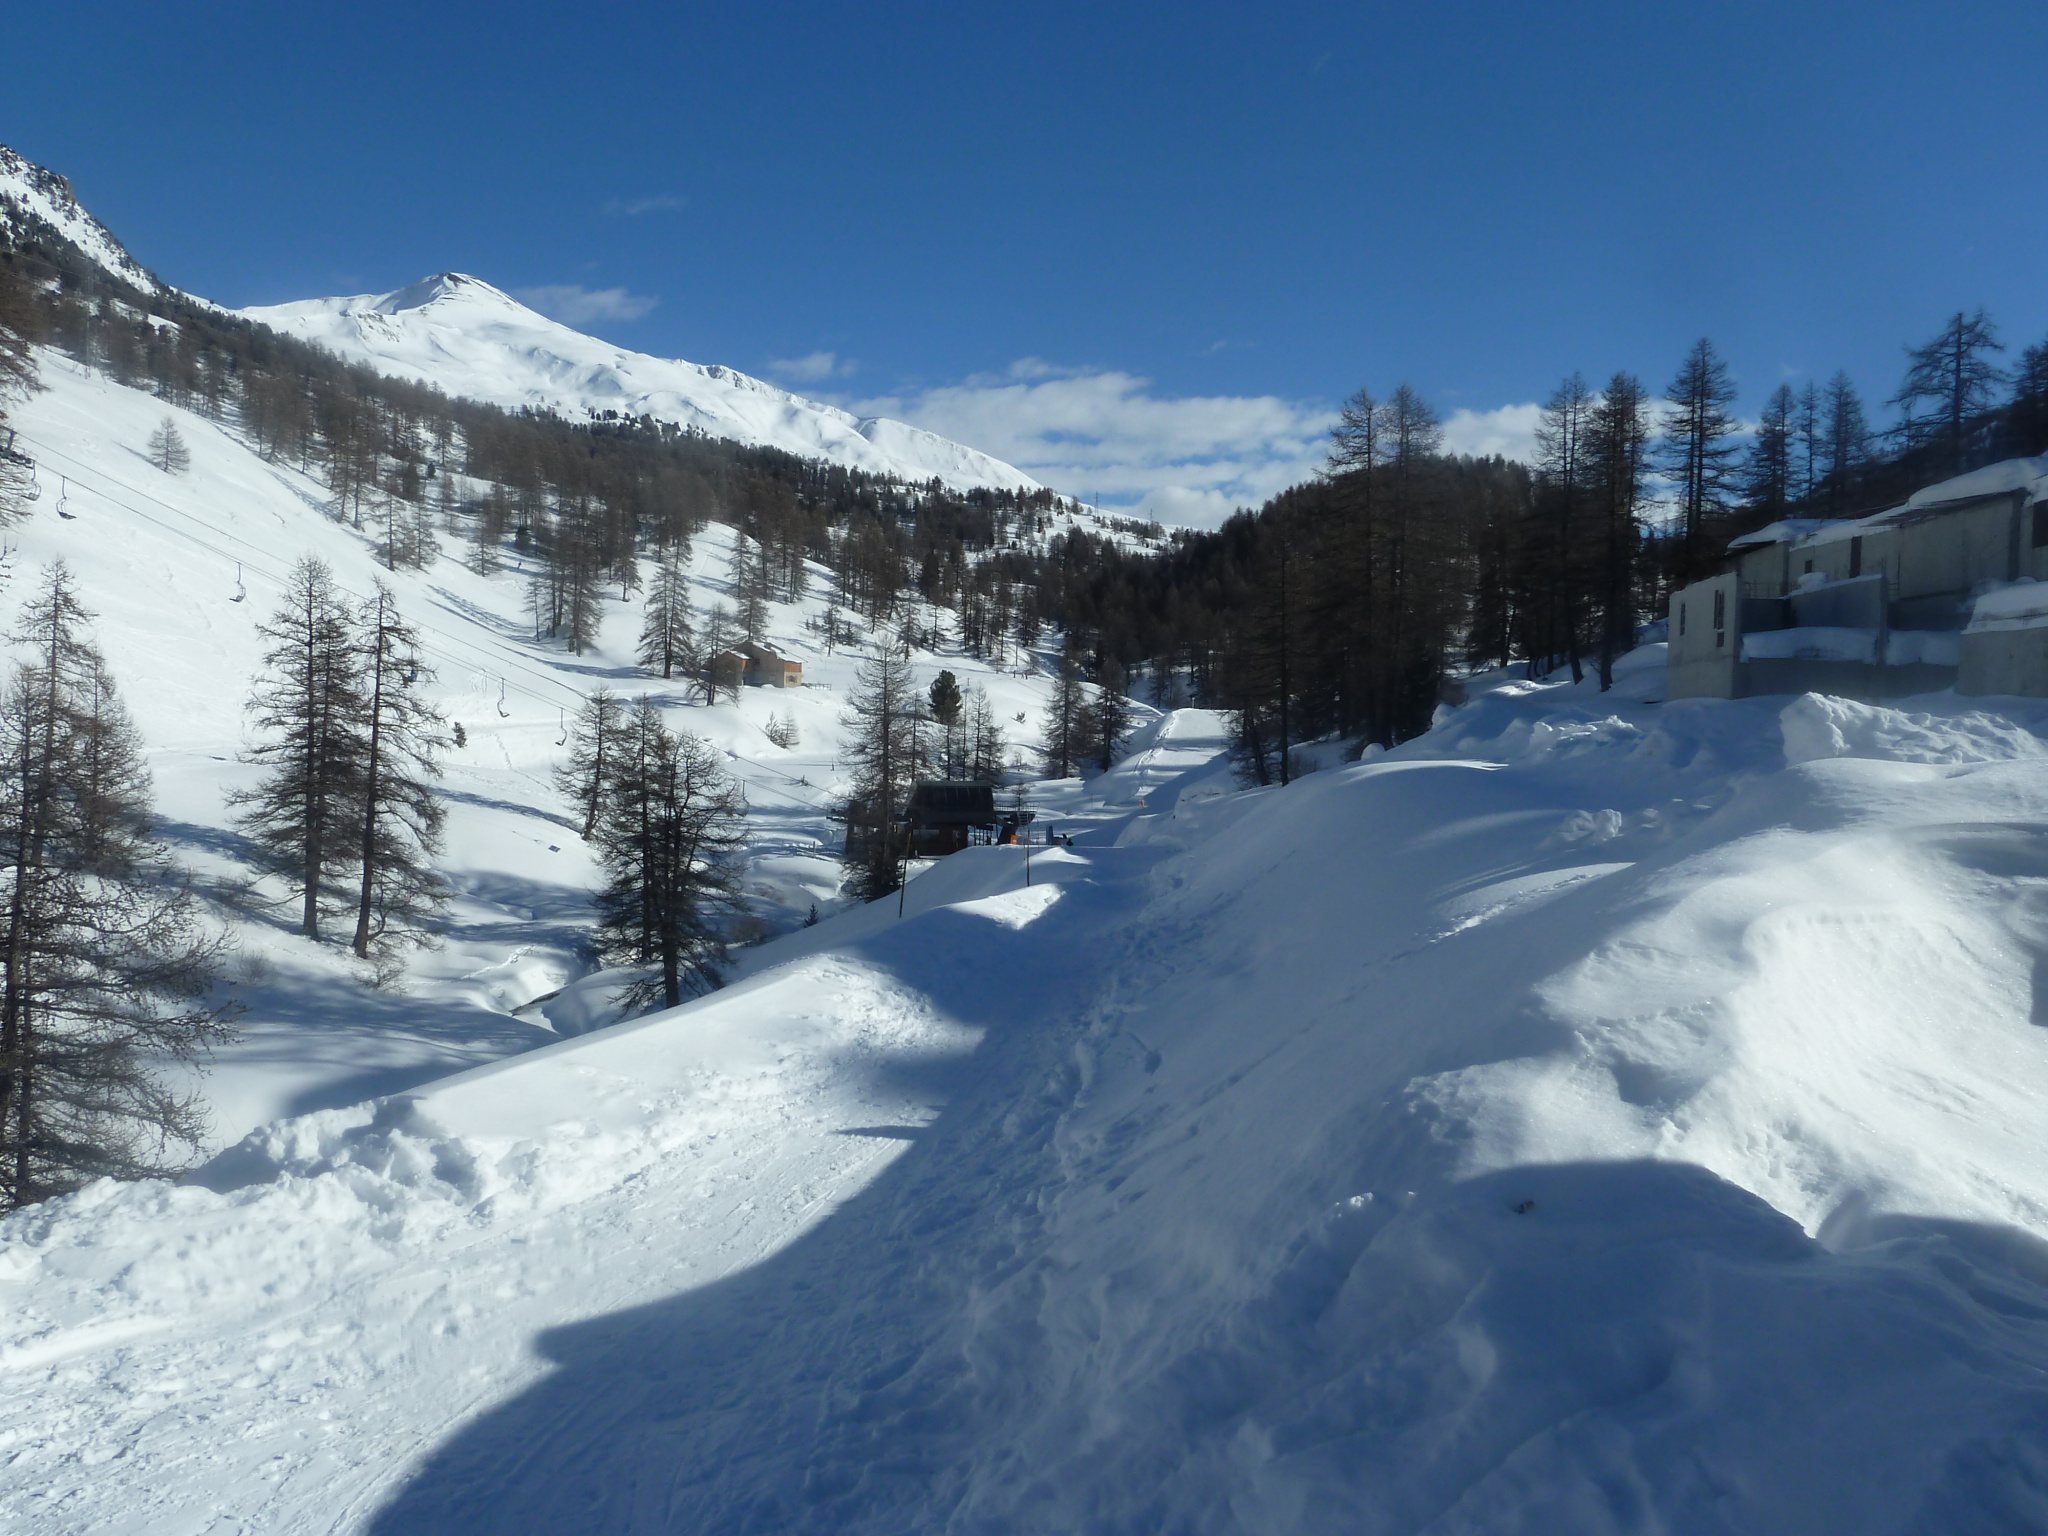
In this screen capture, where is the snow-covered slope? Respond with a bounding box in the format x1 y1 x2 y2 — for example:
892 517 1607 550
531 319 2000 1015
0 346 1071 1156
0 145 159 293
6 650 2048 1530
241 273 1043 494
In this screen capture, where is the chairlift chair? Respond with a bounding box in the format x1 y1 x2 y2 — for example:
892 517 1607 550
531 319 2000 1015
230 561 245 601
55 476 73 520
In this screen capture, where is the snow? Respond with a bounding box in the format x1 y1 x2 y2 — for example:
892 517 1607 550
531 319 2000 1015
1740 624 1878 662
0 146 160 293
240 274 1044 496
3 356 2048 1528
0 346 1073 1151
1969 579 2048 632
1907 454 2048 509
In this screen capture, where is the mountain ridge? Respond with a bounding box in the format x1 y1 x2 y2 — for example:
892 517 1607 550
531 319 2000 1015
0 145 1043 497
240 271 1044 494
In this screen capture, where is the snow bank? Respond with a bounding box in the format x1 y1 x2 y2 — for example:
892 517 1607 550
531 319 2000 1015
1969 579 2048 632
1779 692 2048 766
9 682 2048 1530
1741 624 1877 662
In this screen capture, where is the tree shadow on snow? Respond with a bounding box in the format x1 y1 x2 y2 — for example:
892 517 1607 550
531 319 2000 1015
358 844 2048 1534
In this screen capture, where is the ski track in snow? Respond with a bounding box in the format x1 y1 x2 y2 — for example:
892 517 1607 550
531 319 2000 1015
3 358 2048 1529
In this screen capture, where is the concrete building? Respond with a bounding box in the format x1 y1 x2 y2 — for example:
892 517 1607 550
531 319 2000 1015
1668 456 2048 701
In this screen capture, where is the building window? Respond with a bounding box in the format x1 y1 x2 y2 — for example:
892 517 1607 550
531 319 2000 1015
1849 537 1863 578
1679 601 1687 637
2033 503 2048 549
1803 559 1814 575
1712 589 1725 648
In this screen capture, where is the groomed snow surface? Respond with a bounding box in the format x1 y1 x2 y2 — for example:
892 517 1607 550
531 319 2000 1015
2 366 2048 1529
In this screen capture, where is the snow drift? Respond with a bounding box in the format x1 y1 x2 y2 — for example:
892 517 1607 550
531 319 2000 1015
7 673 2048 1532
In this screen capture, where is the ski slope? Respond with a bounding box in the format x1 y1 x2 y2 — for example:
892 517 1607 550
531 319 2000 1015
241 274 1042 495
0 347 1069 1154
5 605 2048 1530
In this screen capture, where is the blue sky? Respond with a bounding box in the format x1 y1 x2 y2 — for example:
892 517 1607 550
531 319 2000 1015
9 2 2047 523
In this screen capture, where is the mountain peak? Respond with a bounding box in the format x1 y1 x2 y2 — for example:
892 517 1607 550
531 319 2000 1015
372 272 523 316
0 143 159 294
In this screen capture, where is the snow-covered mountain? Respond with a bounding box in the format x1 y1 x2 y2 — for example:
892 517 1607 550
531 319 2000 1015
0 145 160 293
240 273 1043 494
2 143 1041 497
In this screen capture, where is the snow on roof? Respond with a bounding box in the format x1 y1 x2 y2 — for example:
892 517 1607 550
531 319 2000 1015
1728 518 1829 551
1735 460 2048 558
1906 455 2048 510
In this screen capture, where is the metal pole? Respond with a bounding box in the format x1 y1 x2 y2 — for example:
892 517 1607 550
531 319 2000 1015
897 824 912 918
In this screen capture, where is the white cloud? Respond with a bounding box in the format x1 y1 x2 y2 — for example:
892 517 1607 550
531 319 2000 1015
512 284 658 325
1442 402 1542 464
857 361 1335 530
769 350 858 384
602 193 686 217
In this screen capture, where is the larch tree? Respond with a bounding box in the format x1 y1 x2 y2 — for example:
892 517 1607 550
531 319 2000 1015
840 645 921 898
349 584 448 962
1893 308 2005 473
146 416 191 476
556 686 626 839
1041 643 1090 781
592 699 747 1011
1742 383 1797 517
231 557 366 940
0 564 233 1209
1588 372 1652 691
1532 373 1594 682
2010 338 2048 457
638 553 693 680
1093 656 1133 772
1821 372 1872 515
1661 339 1740 579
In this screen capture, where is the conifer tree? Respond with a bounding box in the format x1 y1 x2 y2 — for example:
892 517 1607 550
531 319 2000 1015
1093 657 1132 771
1589 372 1652 690
1042 644 1090 779
231 557 366 939
2010 339 2048 458
592 699 747 1011
638 553 693 679
1793 380 1822 505
698 602 740 703
349 584 447 960
840 646 920 898
729 531 770 644
964 683 1006 784
1894 308 2005 472
927 669 963 776
0 565 232 1208
1742 383 1797 516
1661 340 1740 578
1531 373 1594 682
1821 372 1871 515
146 416 191 476
556 686 625 838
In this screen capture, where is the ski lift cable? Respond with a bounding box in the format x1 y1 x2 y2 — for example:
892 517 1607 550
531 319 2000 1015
9 430 587 712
